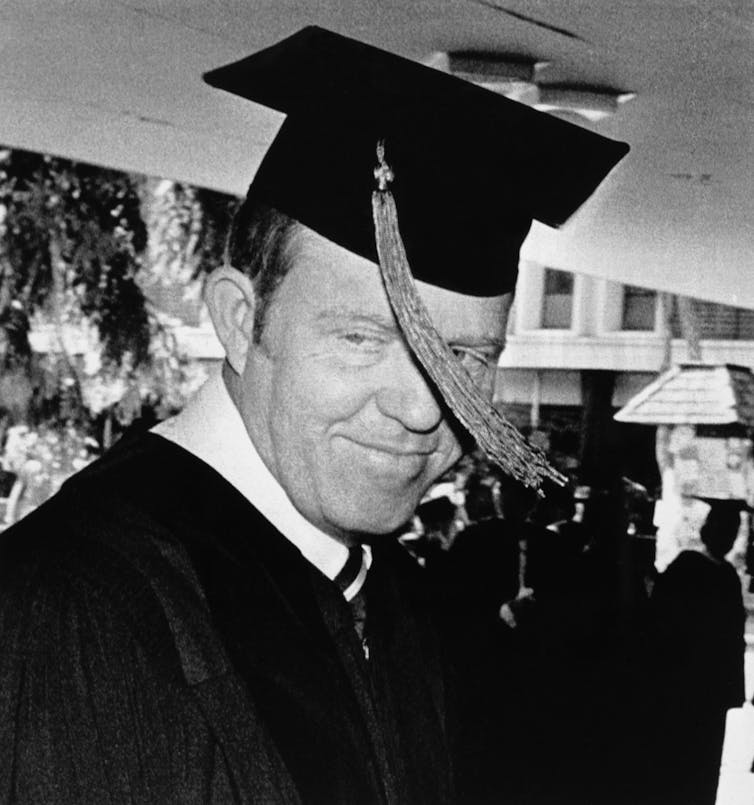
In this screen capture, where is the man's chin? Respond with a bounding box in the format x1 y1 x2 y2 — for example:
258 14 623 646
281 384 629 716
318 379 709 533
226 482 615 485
325 498 420 539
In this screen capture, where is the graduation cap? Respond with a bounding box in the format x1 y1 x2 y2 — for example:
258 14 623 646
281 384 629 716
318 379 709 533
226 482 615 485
204 27 629 490
696 498 748 556
696 497 751 521
205 25 628 296
417 496 458 531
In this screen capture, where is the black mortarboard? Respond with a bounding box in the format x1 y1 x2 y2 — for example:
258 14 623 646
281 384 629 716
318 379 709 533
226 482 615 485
697 498 747 555
417 496 457 530
204 26 628 296
696 498 751 517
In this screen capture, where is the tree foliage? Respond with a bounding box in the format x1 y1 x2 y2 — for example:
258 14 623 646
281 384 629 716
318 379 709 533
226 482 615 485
142 178 237 288
0 149 150 364
0 146 237 446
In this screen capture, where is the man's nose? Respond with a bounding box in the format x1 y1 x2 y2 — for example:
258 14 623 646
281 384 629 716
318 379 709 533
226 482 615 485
374 342 444 433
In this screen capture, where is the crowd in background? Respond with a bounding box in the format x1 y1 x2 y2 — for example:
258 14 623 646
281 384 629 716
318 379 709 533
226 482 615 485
1 423 751 803
401 453 751 805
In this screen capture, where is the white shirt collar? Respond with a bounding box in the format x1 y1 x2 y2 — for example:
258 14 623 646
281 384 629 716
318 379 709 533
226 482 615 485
152 365 371 596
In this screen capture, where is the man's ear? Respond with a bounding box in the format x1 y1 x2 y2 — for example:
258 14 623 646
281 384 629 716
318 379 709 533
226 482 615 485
204 266 257 374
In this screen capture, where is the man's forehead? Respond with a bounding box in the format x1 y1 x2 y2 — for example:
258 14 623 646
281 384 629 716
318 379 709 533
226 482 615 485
288 221 512 341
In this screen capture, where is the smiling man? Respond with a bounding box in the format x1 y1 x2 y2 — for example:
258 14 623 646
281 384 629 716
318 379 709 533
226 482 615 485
209 223 512 541
0 27 627 804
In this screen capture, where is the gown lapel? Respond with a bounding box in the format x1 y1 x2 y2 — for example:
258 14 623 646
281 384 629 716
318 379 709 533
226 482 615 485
167 454 388 802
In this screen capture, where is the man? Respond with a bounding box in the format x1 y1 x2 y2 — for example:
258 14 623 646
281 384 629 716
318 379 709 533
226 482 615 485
0 27 627 803
641 500 747 805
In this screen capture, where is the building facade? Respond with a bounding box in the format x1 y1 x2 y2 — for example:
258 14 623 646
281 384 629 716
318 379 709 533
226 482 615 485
495 261 754 490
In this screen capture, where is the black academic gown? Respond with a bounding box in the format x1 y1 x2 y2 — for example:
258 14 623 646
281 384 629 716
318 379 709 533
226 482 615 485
0 430 453 804
426 518 550 805
636 549 746 805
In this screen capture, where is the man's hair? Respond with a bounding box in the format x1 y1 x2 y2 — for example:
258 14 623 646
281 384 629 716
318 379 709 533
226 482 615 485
700 504 741 559
225 199 300 342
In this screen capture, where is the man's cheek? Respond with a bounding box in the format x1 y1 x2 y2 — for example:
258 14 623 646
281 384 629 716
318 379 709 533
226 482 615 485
309 379 370 425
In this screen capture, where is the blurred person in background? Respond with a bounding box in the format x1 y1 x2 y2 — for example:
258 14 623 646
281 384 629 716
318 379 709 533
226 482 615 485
639 499 747 805
405 493 462 566
428 468 541 803
507 483 630 804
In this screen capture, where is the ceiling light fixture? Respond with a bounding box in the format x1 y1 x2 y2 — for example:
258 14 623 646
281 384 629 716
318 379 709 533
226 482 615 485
536 86 636 122
424 51 547 104
426 51 635 121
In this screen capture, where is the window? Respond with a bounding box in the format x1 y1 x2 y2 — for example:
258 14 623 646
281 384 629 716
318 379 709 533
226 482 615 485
669 299 754 340
622 285 656 331
541 268 573 329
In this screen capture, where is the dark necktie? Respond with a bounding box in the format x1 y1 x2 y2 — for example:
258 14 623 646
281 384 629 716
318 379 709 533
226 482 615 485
334 545 369 656
334 545 368 600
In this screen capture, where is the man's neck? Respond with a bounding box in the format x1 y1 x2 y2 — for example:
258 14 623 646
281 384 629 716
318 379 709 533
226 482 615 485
152 364 355 580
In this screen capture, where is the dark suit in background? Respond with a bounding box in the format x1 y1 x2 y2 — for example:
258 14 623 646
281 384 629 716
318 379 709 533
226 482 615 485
642 548 746 805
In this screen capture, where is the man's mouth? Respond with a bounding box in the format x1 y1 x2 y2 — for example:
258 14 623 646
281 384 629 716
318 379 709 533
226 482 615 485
337 436 435 477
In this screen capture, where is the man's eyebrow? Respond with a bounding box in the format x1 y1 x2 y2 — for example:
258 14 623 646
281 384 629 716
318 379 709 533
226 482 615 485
315 307 397 328
449 336 506 351
314 308 505 351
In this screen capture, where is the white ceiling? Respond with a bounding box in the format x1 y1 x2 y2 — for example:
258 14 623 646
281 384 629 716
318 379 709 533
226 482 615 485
1 1 752 306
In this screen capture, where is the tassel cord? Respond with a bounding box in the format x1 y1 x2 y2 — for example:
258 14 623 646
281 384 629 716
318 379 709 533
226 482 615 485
371 188 565 491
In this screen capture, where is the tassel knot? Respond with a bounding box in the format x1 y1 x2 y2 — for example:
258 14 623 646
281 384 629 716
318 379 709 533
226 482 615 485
373 139 394 191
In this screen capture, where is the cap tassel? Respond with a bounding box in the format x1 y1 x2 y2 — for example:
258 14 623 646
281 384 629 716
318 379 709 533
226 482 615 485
371 141 565 492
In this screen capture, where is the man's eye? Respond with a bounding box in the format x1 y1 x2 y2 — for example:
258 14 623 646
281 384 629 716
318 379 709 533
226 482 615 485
343 332 374 346
340 331 386 350
451 346 489 365
450 347 496 387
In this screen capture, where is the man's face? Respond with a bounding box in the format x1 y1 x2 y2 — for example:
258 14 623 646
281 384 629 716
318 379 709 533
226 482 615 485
236 225 513 542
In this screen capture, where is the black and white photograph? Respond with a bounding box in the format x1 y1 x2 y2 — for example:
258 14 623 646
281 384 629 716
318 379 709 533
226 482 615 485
0 3 753 803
